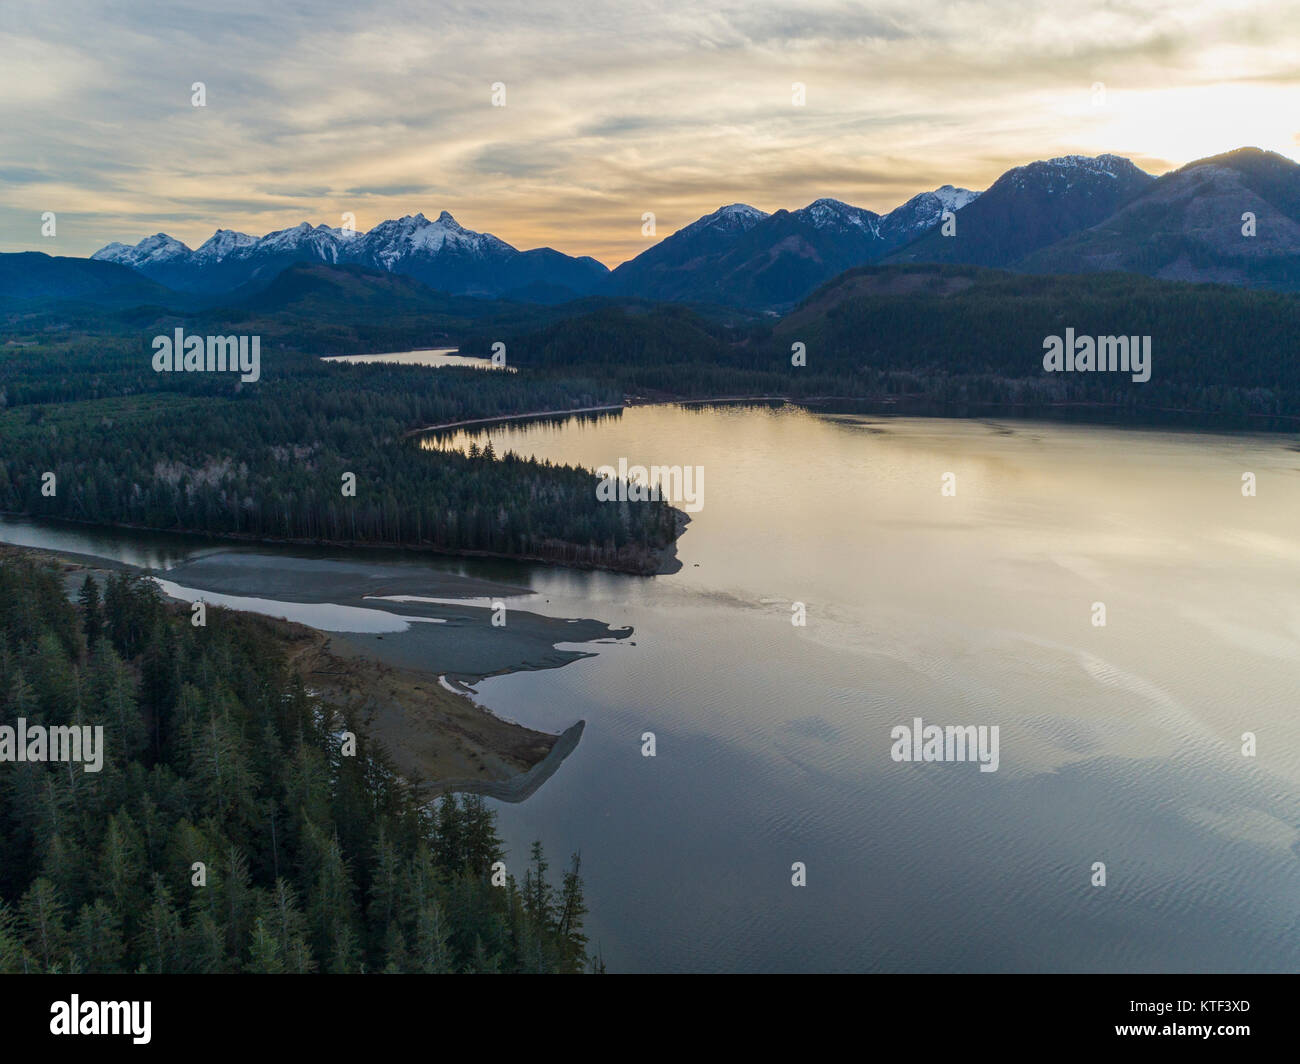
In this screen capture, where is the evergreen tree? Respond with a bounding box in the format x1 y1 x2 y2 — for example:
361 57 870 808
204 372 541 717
77 575 101 650
18 877 68 972
556 852 590 968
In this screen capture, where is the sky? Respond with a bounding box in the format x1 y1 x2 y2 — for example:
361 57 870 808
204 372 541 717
2 0 1299 267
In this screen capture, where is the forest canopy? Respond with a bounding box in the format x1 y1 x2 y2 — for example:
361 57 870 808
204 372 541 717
0 553 596 973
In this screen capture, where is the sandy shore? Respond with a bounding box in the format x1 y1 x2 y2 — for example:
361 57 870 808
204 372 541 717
5 544 609 801
285 624 564 792
158 551 632 680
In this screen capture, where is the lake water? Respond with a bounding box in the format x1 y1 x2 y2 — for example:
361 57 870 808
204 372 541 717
320 347 512 370
6 404 1300 972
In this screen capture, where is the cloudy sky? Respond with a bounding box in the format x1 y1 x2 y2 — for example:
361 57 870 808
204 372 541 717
2 0 1298 266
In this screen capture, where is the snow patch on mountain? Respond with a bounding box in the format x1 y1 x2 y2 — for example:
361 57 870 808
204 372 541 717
1001 154 1145 193
796 198 882 235
679 203 770 238
91 233 191 268
192 229 259 263
881 185 981 237
360 212 516 269
929 185 981 212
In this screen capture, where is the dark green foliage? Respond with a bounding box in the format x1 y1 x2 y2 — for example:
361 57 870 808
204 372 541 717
0 553 592 973
76 576 101 649
467 265 1300 426
0 314 677 572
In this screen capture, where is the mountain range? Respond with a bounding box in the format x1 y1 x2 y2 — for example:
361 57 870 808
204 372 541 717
882 154 1154 268
92 211 609 303
90 186 983 308
1017 148 1300 288
8 146 1299 312
602 186 979 307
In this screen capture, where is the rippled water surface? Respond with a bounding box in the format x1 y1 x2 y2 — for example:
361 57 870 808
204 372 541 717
7 405 1300 971
438 405 1300 972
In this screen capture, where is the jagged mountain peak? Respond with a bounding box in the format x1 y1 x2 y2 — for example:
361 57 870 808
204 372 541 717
1001 153 1148 188
881 185 981 238
193 228 259 261
795 198 881 231
90 232 191 267
86 207 607 299
681 203 769 235
925 185 981 210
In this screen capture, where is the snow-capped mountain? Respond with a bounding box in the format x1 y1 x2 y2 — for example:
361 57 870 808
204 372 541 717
1002 153 1143 191
85 153 1171 308
601 204 772 301
93 212 609 299
604 155 1153 307
885 155 1153 267
676 203 771 237
879 185 980 244
92 232 191 271
192 229 261 264
1019 148 1300 289
339 211 606 297
603 187 980 308
354 212 515 270
796 197 882 233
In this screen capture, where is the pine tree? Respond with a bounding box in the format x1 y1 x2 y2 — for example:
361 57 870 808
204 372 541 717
367 826 401 941
523 840 553 927
0 900 25 973
247 916 286 974
19 877 68 972
465 934 501 974
99 812 146 942
460 795 503 876
214 844 255 958
266 878 314 974
136 875 184 973
77 575 102 650
413 899 452 973
73 898 125 973
556 851 589 970
434 794 464 872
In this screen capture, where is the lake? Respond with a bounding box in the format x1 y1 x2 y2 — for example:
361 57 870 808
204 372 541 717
320 347 512 370
6 404 1300 972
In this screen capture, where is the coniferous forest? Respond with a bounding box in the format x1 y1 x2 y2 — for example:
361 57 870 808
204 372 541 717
4 260 1299 591
0 307 680 573
0 553 596 973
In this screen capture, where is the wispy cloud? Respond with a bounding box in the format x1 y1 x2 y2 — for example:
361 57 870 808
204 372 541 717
1 0 1297 265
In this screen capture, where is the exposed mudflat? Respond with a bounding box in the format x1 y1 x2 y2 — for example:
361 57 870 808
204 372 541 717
159 551 633 681
10 544 619 798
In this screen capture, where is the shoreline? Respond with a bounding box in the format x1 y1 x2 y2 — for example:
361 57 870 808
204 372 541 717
2 543 591 801
8 400 1282 592
404 392 1300 439
0 508 679 576
401 402 627 438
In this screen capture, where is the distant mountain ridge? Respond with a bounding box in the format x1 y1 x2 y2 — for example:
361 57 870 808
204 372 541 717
602 186 981 308
30 146 1300 310
1018 148 1300 289
0 252 181 308
93 211 610 301
883 154 1156 268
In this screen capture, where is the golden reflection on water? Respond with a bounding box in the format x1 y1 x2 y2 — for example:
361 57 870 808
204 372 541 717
421 404 1300 784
